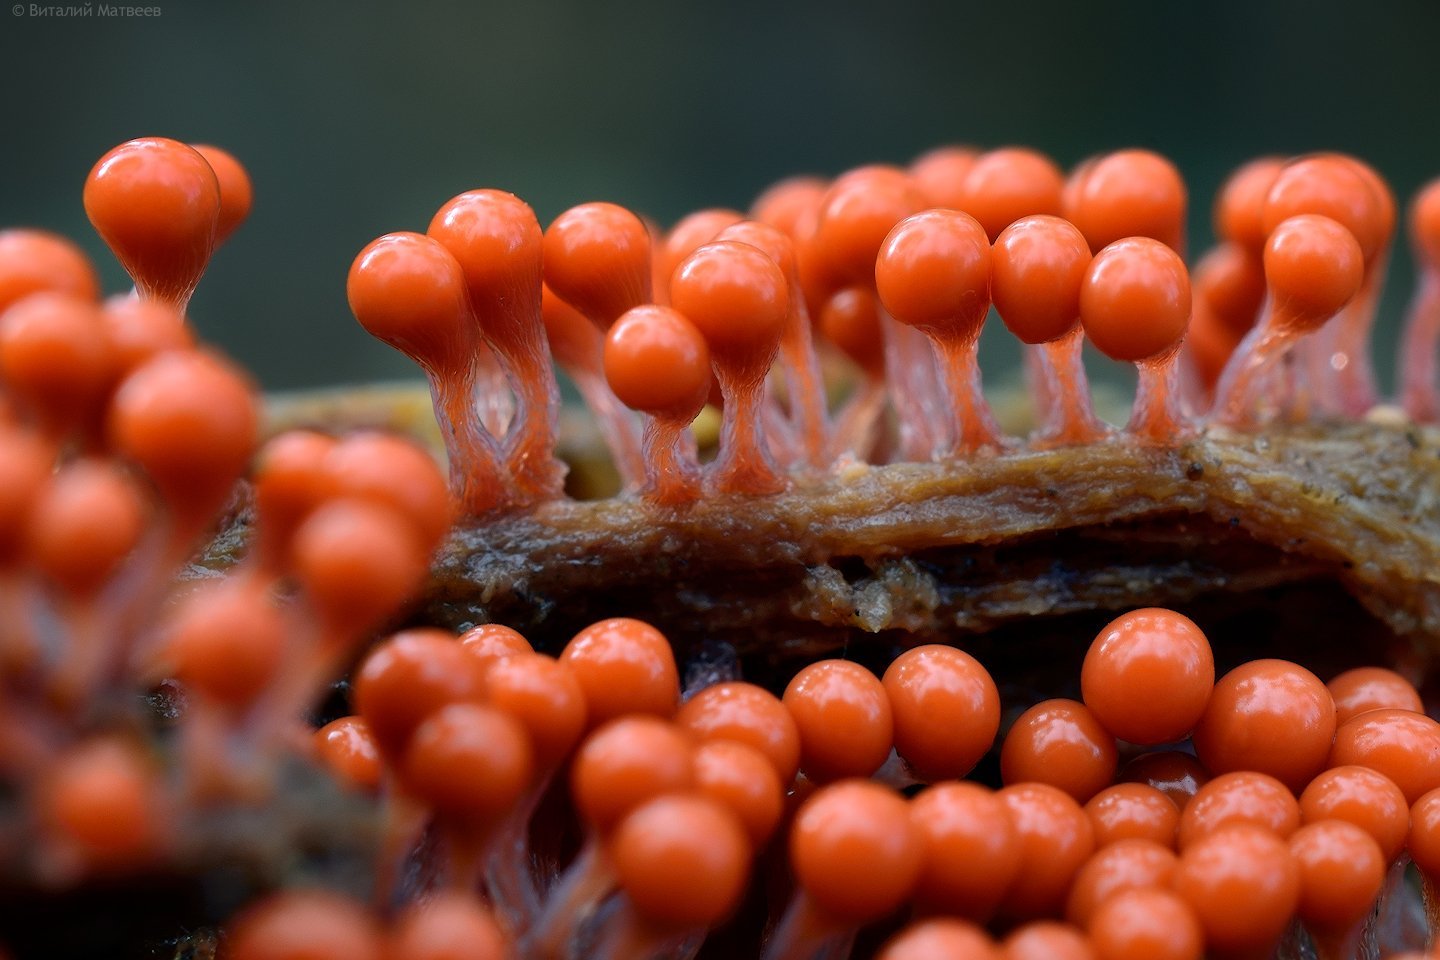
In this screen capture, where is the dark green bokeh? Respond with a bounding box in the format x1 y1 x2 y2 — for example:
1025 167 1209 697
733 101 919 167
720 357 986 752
2 0 1438 392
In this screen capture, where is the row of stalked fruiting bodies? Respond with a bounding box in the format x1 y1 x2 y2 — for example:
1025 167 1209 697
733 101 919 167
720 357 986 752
64 138 1440 511
341 146 1440 510
205 607 1440 960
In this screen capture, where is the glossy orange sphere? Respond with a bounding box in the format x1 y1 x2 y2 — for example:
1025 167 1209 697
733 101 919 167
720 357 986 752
956 148 1066 242
1079 238 1190 363
1172 825 1300 954
0 229 100 313
909 146 979 208
670 240 789 364
1326 666 1423 724
603 305 712 417
347 232 474 373
1177 771 1301 849
875 209 992 340
676 681 800 783
84 137 220 307
1191 658 1336 791
1065 838 1177 928
543 202 652 327
569 716 694 833
882 644 999 781
910 781 1022 921
609 794 751 928
401 702 534 821
1064 149 1187 253
1084 783 1180 848
1287 819 1386 931
1214 157 1284 257
560 618 680 724
1299 764 1410 861
1000 699 1118 803
878 919 999 960
790 779 922 922
1081 608 1214 745
1263 214 1364 331
783 659 893 782
996 782 1096 919
1328 708 1440 804
991 215 1091 345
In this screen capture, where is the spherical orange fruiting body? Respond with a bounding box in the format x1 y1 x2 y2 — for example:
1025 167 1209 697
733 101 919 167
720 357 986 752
190 144 253 246
909 145 979 209
482 652 587 768
1065 838 1178 928
1079 237 1190 362
312 717 382 791
1000 698 1118 803
0 229 100 312
956 148 1065 241
1083 783 1180 848
811 165 926 286
790 779 922 922
0 292 112 430
84 137 221 308
1177 771 1301 849
347 232 474 373
107 349 258 521
693 739 783 847
560 618 679 724
1326 666 1424 723
1193 242 1266 336
875 209 992 341
669 240 789 361
603 305 712 417
1172 825 1300 953
543 202 652 327
1214 156 1284 256
225 890 382 960
401 702 534 821
26 460 146 597
677 681 801 783
877 918 999 960
1299 764 1410 862
882 644 999 781
352 629 487 758
166 576 287 707
1088 887 1203 960
1287 819 1386 932
609 794 751 929
783 658 893 782
1081 607 1214 745
991 215 1091 345
996 782 1096 919
1263 154 1388 265
387 892 509 960
1065 149 1187 253
1191 658 1336 791
1262 214 1364 331
1328 707 1440 804
909 781 1021 921
569 716 694 833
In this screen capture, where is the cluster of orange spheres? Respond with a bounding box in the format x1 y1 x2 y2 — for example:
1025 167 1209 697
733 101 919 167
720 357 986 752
7 135 1440 960
349 144 1440 516
232 607 1440 960
0 139 465 907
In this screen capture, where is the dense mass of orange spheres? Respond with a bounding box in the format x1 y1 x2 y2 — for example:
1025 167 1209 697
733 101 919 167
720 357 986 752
12 135 1440 960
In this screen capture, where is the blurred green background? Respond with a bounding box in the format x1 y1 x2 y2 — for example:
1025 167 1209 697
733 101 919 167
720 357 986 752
3 0 1439 392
